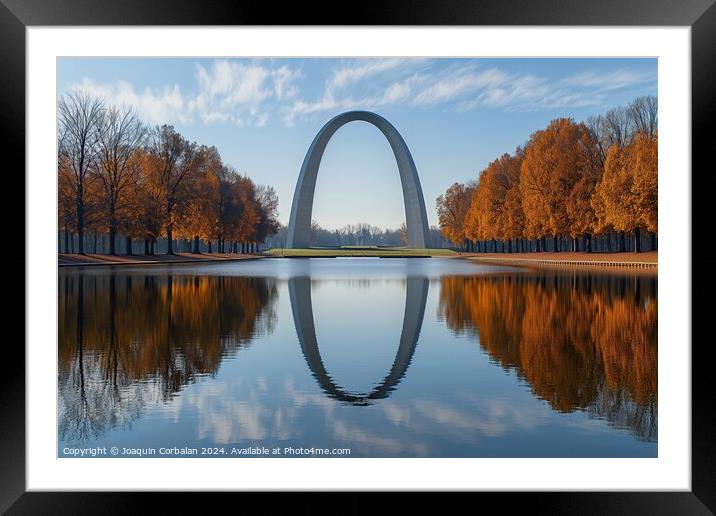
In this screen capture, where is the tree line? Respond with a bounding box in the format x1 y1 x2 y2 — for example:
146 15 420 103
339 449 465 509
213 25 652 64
262 222 453 248
306 220 453 248
58 92 279 256
436 96 658 253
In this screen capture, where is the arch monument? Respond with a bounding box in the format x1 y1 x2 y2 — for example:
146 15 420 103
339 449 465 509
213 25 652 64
286 111 430 248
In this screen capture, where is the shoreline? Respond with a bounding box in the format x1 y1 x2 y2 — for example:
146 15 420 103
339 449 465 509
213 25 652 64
461 251 657 272
58 250 658 272
58 253 267 267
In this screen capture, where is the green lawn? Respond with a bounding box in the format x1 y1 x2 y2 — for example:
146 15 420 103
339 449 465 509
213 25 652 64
265 247 457 257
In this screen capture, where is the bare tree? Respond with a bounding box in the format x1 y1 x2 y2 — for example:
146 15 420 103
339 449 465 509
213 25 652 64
255 184 280 246
58 92 104 254
628 95 658 138
603 106 633 149
398 222 409 246
586 115 609 166
95 106 147 255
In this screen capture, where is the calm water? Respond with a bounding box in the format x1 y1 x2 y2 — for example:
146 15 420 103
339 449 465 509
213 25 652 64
58 258 657 458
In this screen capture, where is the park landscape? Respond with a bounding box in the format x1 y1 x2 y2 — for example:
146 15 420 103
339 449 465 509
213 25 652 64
58 92 657 267
57 58 657 458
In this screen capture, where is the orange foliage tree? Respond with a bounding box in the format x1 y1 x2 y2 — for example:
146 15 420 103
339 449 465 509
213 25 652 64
57 94 280 256
436 181 476 250
593 132 657 252
465 152 524 252
438 96 658 254
520 118 600 252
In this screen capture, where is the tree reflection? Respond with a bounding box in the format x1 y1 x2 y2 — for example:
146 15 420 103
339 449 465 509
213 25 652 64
58 272 277 443
438 272 657 441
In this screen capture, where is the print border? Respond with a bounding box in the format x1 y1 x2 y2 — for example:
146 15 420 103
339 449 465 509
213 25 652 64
5 0 713 512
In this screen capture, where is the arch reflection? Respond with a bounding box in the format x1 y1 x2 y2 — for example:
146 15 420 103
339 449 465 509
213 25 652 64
289 276 429 405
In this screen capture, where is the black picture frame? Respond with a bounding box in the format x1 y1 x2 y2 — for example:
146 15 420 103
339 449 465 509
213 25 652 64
4 0 713 512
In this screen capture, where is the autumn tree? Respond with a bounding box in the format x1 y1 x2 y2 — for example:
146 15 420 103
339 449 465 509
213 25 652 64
216 167 245 253
593 144 639 251
147 125 203 254
501 149 526 251
566 172 599 252
180 146 226 253
118 150 157 255
119 179 148 255
233 175 260 252
58 96 281 257
517 134 550 251
466 152 524 252
566 139 602 252
632 132 658 248
594 132 657 252
133 149 164 255
519 118 600 252
465 172 495 250
58 92 104 254
436 181 476 250
437 97 657 255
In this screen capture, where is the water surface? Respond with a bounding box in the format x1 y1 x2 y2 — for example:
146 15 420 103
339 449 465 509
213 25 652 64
58 258 657 457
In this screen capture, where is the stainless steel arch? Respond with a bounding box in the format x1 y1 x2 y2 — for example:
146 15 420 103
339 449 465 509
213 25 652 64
288 276 429 405
286 111 430 248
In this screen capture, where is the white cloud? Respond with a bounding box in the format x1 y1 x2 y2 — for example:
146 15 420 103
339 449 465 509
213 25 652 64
355 74 424 108
454 66 654 113
327 58 405 93
282 59 425 125
455 73 550 111
67 60 656 129
68 78 189 124
272 65 302 100
283 97 339 127
413 67 508 105
561 68 655 91
69 60 305 129
193 61 270 107
282 60 650 125
382 81 412 104
190 60 301 126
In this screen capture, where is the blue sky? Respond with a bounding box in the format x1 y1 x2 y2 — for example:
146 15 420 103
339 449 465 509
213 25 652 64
58 57 657 229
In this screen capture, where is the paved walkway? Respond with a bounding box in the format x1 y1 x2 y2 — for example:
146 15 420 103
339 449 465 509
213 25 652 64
463 251 657 270
58 253 265 267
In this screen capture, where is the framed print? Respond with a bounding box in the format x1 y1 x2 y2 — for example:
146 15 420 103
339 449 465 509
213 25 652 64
5 0 714 512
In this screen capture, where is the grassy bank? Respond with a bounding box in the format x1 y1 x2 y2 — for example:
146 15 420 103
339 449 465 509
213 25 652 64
265 247 458 257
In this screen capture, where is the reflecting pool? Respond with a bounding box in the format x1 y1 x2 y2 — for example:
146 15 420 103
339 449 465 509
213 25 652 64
58 258 657 457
